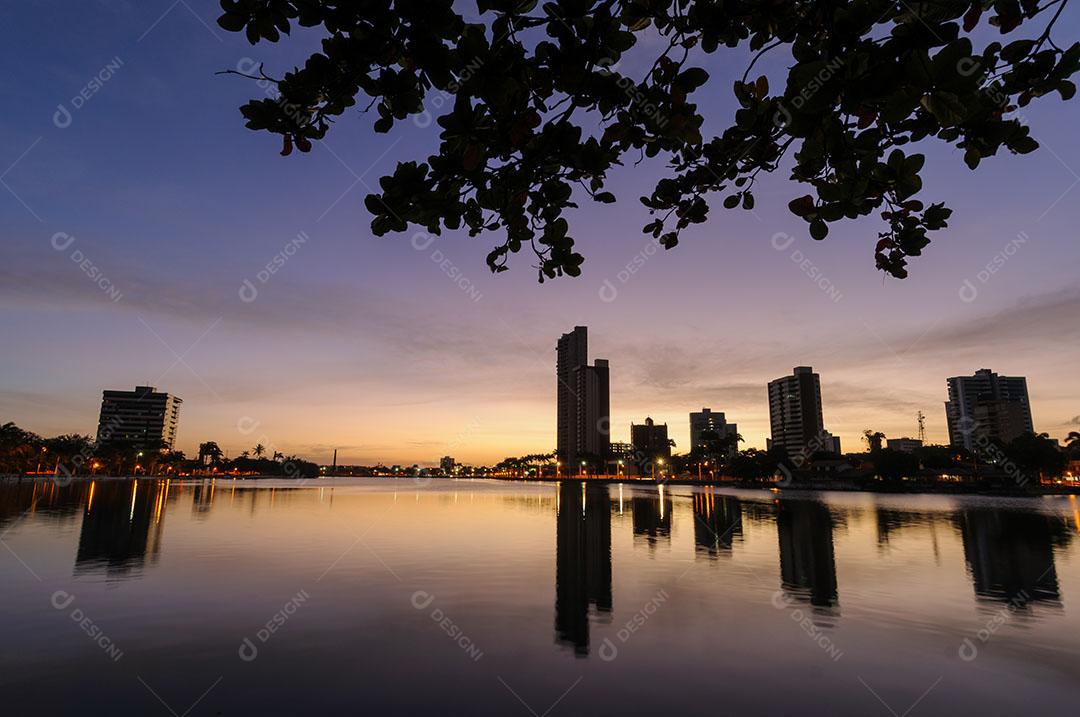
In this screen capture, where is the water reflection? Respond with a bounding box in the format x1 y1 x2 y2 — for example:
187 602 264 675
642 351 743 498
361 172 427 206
0 479 91 530
74 480 170 578
554 482 612 656
631 490 672 549
957 508 1069 608
2 478 1078 652
776 499 839 611
691 490 742 558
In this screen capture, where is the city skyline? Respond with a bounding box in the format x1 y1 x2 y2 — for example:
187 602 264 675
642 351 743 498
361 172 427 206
19 357 1064 468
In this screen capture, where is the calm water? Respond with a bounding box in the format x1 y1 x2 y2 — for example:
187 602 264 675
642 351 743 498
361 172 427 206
2 477 1079 715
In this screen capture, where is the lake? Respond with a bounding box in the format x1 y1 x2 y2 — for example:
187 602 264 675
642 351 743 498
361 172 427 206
1 477 1078 715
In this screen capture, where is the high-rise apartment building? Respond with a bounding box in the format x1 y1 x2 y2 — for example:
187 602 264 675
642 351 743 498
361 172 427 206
556 327 610 466
631 417 671 460
767 367 840 459
945 369 1033 451
689 408 738 454
96 386 182 451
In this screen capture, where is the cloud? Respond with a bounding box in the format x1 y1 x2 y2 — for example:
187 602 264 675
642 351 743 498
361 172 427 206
876 288 1080 359
0 234 551 369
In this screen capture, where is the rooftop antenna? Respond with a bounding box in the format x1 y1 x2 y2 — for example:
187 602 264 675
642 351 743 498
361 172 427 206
917 411 926 443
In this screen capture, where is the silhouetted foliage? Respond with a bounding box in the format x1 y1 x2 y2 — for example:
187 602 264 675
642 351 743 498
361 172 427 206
690 428 742 466
863 429 886 453
1066 430 1080 458
728 446 787 480
220 0 1077 280
1003 431 1066 478
914 444 955 470
871 448 921 479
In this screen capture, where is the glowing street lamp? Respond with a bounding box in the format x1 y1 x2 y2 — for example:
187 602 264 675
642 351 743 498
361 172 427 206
617 460 624 478
580 461 586 479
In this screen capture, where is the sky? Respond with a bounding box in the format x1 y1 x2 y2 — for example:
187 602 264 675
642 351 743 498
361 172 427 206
2 1 1079 465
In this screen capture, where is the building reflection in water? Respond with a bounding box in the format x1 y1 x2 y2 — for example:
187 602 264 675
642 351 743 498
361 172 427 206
75 479 170 578
776 498 839 611
876 508 914 546
631 485 672 549
0 479 91 531
692 489 742 558
957 508 1071 608
554 482 612 656
191 480 215 517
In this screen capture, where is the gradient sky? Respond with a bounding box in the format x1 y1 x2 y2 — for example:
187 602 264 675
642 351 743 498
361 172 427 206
2 1 1079 464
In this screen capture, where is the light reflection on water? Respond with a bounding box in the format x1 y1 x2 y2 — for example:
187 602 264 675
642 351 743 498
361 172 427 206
1 477 1079 715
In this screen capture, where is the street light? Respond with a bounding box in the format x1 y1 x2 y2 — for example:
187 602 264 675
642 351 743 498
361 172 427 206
580 461 586 479
617 459 624 478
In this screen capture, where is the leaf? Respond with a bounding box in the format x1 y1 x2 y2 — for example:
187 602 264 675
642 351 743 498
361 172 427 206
676 67 710 90
920 93 967 126
217 13 248 32
1008 134 1039 154
463 144 484 171
788 195 816 217
1001 39 1035 63
809 219 828 240
963 5 982 32
754 75 769 98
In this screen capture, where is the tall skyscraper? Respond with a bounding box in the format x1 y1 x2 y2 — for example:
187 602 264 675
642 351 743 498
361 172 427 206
96 385 182 451
945 368 1033 451
689 408 738 454
575 359 610 461
767 367 840 459
556 327 610 466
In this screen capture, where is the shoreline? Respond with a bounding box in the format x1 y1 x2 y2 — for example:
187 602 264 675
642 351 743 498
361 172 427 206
6 472 1079 497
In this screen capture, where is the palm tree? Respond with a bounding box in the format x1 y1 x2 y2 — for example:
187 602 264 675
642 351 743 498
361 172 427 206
1065 431 1080 458
863 430 886 453
272 451 284 462
252 443 266 458
718 431 743 459
198 441 224 465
